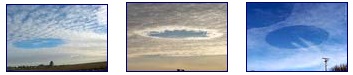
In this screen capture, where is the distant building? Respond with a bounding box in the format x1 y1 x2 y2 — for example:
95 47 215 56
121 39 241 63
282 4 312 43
38 64 44 67
177 69 185 71
49 61 54 66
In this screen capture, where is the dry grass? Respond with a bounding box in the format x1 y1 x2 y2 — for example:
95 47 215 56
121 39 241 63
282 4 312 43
7 61 107 71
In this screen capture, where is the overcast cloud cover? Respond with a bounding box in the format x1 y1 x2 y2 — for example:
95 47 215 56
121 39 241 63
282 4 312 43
127 3 227 71
7 5 107 66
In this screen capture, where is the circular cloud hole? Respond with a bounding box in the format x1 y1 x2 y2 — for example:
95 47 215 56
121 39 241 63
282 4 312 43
13 38 65 49
136 26 223 40
265 25 329 49
148 29 208 38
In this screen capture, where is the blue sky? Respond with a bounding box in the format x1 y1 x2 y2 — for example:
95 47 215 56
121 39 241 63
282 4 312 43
148 30 208 38
13 38 64 49
7 5 107 66
127 3 227 70
247 3 347 71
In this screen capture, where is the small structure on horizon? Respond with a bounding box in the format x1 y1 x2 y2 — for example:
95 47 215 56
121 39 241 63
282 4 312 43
38 64 45 67
177 69 185 71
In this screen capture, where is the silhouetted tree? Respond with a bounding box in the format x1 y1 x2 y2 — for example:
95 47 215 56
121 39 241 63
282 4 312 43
49 61 54 66
330 64 347 71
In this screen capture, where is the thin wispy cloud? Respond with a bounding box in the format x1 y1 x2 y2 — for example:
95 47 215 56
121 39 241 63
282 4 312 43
7 5 107 66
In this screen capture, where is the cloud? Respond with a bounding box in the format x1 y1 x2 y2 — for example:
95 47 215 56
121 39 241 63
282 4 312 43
127 3 227 58
247 3 347 71
7 5 107 66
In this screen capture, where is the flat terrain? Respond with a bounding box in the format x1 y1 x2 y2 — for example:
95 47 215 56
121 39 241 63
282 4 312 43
128 55 227 71
7 61 107 72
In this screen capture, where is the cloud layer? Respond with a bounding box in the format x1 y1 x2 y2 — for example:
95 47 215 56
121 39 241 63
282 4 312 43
247 3 347 71
7 5 107 66
128 3 227 58
127 3 227 70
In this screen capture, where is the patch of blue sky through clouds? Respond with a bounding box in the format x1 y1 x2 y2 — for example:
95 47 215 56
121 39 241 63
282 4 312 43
266 25 329 49
13 38 64 49
148 30 208 38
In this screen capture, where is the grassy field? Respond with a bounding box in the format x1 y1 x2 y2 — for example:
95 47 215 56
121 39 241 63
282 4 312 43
7 61 107 72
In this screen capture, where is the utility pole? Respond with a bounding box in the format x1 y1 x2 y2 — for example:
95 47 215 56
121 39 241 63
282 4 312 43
322 58 329 71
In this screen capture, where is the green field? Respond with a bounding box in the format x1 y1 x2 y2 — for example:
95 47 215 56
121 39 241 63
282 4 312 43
7 61 107 72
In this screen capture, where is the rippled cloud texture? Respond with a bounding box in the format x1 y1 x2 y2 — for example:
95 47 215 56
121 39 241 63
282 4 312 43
247 3 347 71
7 5 107 66
128 3 227 71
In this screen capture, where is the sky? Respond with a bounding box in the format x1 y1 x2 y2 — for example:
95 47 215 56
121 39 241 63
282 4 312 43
127 3 227 71
7 5 107 66
247 3 347 71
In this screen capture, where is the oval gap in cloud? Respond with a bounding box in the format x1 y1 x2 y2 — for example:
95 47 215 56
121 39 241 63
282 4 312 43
136 26 223 40
265 25 329 49
13 38 65 49
148 29 208 38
